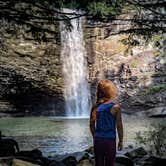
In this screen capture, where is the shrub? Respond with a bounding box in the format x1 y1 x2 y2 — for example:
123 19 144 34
87 1 126 20
135 122 166 157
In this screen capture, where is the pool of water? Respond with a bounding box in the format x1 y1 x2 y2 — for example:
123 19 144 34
0 114 163 157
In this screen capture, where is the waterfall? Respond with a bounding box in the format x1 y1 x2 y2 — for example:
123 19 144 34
60 9 91 117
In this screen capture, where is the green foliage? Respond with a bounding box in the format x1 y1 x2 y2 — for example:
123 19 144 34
135 122 166 157
61 0 79 9
1 0 165 41
55 0 126 20
87 2 117 20
147 84 166 94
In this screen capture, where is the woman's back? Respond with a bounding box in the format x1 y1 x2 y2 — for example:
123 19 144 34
95 103 116 139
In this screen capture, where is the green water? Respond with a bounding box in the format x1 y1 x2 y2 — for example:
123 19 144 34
0 115 163 156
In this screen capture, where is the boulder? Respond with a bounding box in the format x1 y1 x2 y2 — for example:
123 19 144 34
15 149 50 166
77 156 133 166
77 159 93 166
62 156 77 166
48 160 65 166
124 147 147 159
0 135 19 156
15 149 42 159
116 145 134 156
136 156 166 166
12 159 40 166
49 151 93 166
85 147 94 155
52 151 88 163
115 163 127 166
68 151 88 162
115 154 134 166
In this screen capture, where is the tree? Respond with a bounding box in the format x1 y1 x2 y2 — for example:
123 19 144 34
0 0 165 40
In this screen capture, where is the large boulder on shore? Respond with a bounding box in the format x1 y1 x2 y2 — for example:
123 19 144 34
62 156 77 166
12 159 40 166
124 147 147 159
77 159 93 166
116 154 134 166
51 151 89 163
0 136 19 156
136 156 166 166
48 160 66 166
15 149 51 166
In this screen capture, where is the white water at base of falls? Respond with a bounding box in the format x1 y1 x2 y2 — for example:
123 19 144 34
60 10 91 117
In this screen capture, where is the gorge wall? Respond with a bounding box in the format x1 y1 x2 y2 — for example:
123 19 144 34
85 20 166 114
0 14 165 116
0 19 65 116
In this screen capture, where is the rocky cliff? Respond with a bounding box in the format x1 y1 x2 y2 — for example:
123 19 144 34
85 19 166 114
0 19 65 116
0 13 165 116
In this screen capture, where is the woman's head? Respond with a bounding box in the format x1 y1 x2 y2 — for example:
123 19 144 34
96 80 117 104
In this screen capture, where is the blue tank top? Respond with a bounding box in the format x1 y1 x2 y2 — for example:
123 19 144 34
95 103 116 139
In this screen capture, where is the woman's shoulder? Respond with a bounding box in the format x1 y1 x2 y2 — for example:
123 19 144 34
112 103 121 109
111 103 121 113
110 103 121 117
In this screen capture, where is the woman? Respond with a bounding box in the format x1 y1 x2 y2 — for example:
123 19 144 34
90 80 123 166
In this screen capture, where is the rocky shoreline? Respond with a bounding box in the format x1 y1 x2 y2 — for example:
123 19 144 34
0 146 166 166
0 135 165 166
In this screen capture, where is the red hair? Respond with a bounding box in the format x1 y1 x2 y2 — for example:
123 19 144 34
96 80 117 104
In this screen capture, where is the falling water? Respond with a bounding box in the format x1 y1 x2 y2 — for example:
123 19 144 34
60 9 91 117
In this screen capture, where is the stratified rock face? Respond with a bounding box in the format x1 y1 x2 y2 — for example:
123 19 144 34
84 20 166 112
0 18 65 116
